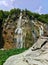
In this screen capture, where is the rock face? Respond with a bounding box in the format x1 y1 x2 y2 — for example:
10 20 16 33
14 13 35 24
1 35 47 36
3 36 48 65
2 20 15 50
2 15 34 49
2 13 48 50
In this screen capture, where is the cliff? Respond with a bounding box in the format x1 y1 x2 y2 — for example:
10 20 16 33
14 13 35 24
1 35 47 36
2 13 48 50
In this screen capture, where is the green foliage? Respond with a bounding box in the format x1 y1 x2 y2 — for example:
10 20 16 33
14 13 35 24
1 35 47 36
10 8 21 21
3 11 9 19
0 8 48 24
10 8 21 16
25 9 33 19
0 48 27 65
38 14 48 23
0 10 9 21
32 13 40 19
0 10 4 19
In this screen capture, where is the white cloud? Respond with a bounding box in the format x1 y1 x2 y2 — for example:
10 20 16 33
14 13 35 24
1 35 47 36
10 0 15 8
10 0 15 2
35 6 43 14
0 0 9 7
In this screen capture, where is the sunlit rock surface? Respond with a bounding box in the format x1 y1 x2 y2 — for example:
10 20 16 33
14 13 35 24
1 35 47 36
3 36 48 65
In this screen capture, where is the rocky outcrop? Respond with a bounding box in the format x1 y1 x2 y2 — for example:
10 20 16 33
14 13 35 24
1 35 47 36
3 14 36 49
2 13 48 50
2 20 15 50
3 36 48 65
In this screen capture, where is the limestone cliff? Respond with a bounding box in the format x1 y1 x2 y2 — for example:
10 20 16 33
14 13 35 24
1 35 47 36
2 14 48 50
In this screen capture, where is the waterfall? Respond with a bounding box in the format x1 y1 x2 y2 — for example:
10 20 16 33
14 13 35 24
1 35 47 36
32 20 44 37
15 12 23 48
17 13 22 28
32 30 37 42
39 25 44 36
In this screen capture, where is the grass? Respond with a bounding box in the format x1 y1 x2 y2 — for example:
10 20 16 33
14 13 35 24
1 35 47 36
0 48 27 65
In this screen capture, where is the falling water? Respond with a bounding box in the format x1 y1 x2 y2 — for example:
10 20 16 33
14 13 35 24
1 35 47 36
32 20 44 37
17 13 22 28
39 25 44 36
32 30 37 42
15 12 23 48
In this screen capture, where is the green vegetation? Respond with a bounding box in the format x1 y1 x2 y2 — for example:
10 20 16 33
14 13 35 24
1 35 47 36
38 14 48 23
0 48 27 65
0 8 48 24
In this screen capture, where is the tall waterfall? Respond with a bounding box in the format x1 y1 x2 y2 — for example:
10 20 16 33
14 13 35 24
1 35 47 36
15 13 23 48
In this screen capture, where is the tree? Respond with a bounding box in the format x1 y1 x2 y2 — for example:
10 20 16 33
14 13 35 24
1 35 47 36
25 9 33 19
3 11 9 19
33 13 40 20
38 14 48 23
10 8 21 20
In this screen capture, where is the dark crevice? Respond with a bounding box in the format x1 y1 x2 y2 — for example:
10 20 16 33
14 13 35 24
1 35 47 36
41 41 47 48
32 40 47 51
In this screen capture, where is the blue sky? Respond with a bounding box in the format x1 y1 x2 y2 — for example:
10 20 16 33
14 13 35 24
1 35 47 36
0 0 48 14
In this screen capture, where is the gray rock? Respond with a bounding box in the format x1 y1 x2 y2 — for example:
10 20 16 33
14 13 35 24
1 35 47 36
3 36 48 65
